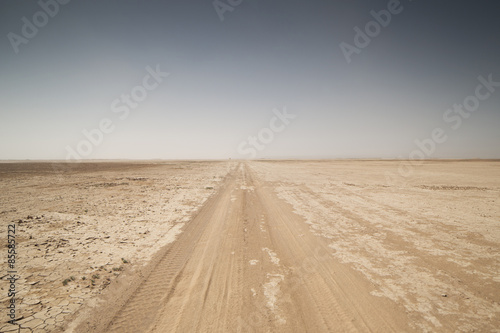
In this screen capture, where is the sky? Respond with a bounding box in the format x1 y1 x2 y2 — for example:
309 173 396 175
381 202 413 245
0 0 499 160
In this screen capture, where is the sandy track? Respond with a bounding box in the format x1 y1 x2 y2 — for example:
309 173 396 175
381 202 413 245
78 163 411 332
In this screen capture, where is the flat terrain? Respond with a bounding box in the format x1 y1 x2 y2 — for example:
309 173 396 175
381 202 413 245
1 160 499 332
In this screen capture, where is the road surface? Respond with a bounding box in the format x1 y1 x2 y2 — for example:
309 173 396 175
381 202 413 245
79 162 410 332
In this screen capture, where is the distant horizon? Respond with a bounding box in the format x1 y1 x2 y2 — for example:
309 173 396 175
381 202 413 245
1 158 500 162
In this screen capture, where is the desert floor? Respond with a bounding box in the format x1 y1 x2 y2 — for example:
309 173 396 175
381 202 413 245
1 160 499 332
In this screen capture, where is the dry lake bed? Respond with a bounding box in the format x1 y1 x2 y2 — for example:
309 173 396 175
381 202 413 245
1 160 499 332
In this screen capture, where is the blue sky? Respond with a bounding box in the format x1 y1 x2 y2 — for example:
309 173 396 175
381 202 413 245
1 0 499 159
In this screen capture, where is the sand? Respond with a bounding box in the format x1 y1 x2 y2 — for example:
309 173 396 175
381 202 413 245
1 160 499 332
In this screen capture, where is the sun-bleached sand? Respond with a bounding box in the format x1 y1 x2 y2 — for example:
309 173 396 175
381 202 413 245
1 160 499 332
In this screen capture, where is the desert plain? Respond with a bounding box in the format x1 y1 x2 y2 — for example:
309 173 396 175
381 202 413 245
0 160 499 332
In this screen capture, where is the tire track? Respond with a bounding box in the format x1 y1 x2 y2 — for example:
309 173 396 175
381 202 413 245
80 162 413 332
98 167 239 333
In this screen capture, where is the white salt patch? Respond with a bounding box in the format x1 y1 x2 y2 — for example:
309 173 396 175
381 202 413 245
263 273 286 325
262 247 280 265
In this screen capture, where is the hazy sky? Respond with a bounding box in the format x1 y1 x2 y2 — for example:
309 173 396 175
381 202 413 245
1 0 499 159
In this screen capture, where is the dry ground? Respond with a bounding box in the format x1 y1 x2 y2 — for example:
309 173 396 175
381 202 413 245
0 161 233 332
1 160 499 332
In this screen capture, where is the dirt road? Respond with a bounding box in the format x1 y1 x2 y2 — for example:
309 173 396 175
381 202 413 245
75 162 412 332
